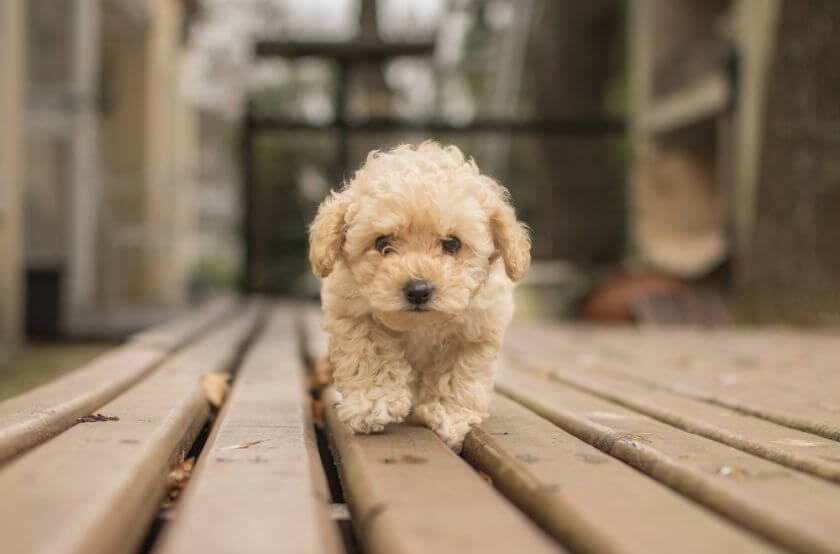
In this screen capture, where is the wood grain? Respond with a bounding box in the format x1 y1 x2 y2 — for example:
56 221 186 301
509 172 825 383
498 367 840 554
0 304 262 554
323 386 562 554
155 304 341 554
0 295 239 463
463 394 778 554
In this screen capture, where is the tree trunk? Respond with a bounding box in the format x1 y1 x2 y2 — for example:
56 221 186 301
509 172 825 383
527 0 626 264
738 1 840 325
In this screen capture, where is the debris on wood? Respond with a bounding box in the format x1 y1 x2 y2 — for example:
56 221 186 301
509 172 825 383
771 438 823 447
202 372 231 408
219 439 265 450
307 357 333 393
381 454 428 465
329 503 351 520
312 399 325 428
717 465 747 479
77 413 120 423
477 470 493 486
165 457 195 502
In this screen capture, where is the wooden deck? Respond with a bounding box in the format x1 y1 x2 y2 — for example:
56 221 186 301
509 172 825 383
0 299 839 553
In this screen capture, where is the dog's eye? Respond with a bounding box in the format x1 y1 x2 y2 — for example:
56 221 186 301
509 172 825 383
441 236 461 254
375 235 393 254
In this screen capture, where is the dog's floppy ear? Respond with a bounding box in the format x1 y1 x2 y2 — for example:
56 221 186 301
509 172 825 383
309 188 351 278
488 184 531 282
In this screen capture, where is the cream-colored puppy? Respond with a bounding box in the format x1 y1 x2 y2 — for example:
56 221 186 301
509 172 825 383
309 141 530 451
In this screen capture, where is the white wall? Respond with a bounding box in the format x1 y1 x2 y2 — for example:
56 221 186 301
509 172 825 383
0 0 26 358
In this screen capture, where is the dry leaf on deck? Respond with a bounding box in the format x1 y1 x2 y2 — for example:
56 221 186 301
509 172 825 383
477 470 493 486
308 358 333 393
220 440 265 450
166 457 195 500
77 413 120 423
202 372 231 407
312 399 325 428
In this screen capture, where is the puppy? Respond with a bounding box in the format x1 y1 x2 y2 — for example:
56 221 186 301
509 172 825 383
308 141 530 451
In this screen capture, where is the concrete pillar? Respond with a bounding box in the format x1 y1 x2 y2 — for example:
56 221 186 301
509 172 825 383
66 0 102 320
0 0 26 359
99 4 149 311
144 0 186 306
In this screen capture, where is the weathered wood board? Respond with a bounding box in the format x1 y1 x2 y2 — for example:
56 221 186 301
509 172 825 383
0 304 262 554
463 393 779 554
4 302 835 553
130 294 238 352
0 345 163 463
0 296 237 463
506 325 840 441
506 344 840 484
155 305 341 554
497 367 840 554
322 386 562 554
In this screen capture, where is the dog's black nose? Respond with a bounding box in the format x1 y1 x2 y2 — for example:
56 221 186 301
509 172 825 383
404 280 432 305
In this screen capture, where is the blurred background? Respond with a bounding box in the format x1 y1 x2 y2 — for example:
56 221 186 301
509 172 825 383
1 0 839 394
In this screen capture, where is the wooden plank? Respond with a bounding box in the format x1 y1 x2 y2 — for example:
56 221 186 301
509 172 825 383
568 324 840 382
463 394 777 554
0 0 26 363
322 386 562 554
0 304 262 554
508 324 840 405
255 39 435 61
497 368 840 554
507 325 840 441
250 115 625 134
646 70 730 135
564 325 840 397
640 327 840 387
130 294 238 352
156 305 342 554
0 344 162 463
0 295 238 463
299 303 328 364
506 343 840 484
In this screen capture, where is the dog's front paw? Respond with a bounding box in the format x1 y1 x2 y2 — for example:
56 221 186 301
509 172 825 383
413 402 481 453
337 388 412 434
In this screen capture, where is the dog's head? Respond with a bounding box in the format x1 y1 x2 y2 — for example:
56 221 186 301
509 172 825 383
309 142 530 324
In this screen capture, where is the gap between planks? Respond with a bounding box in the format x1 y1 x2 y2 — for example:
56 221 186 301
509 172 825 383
0 295 239 464
505 346 840 485
299 307 795 553
321 386 562 554
506 325 840 442
496 366 840 554
298 305 562 553
153 304 341 554
462 393 779 554
0 303 263 554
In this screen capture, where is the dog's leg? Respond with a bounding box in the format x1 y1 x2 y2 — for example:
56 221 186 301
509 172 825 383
328 316 413 434
413 341 498 451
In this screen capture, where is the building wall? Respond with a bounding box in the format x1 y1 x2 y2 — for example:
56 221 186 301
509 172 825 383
0 0 26 357
21 0 202 332
101 0 199 310
24 0 75 270
100 1 152 310
142 0 199 306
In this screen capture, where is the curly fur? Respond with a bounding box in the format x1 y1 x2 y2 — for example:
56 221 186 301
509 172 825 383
309 141 531 451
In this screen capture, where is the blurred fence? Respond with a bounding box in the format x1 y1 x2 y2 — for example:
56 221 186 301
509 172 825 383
241 1 629 295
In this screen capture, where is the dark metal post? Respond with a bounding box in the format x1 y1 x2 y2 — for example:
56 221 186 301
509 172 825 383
240 98 256 294
336 60 350 182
